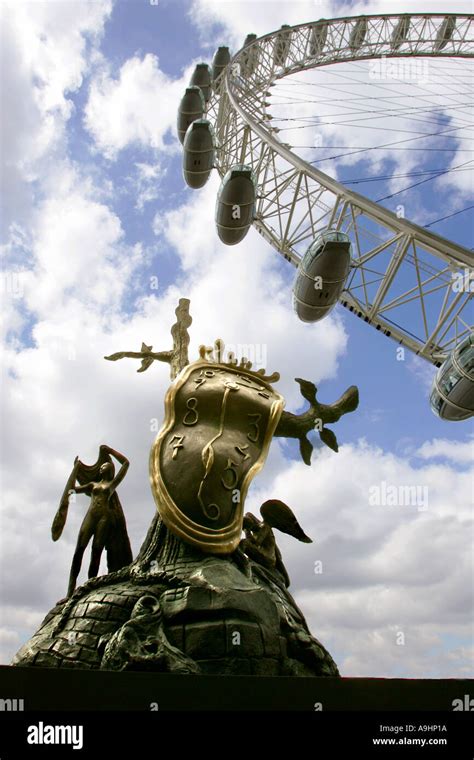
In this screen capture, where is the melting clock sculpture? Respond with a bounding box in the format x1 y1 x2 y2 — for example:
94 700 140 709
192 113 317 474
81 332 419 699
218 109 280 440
12 298 358 676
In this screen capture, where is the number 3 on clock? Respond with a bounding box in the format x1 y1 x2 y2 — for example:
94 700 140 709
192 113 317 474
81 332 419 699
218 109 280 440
247 413 261 442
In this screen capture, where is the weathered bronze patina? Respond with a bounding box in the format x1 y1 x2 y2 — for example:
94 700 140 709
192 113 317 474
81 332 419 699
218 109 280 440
150 351 284 554
52 444 133 598
241 499 312 588
12 297 359 677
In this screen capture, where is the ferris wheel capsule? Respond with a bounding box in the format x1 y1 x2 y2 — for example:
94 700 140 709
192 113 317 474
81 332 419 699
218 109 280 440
429 333 474 421
309 20 328 57
391 16 411 50
215 165 256 245
177 86 205 144
274 25 291 67
212 46 231 83
434 16 456 52
349 17 367 51
241 34 258 77
293 231 352 323
190 63 212 102
183 120 215 189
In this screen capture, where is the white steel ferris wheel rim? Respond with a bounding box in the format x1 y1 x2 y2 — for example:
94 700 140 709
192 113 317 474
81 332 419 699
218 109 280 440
205 13 474 366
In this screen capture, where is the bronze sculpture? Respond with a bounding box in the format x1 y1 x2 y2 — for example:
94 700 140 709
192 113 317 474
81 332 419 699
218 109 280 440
274 378 359 464
100 594 200 673
52 445 133 598
241 500 312 588
105 299 357 553
13 298 359 676
149 343 285 553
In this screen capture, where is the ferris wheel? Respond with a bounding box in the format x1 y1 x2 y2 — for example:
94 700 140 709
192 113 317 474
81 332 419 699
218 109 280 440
177 13 474 421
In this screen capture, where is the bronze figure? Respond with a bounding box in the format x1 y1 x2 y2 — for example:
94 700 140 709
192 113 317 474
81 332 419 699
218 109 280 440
100 594 200 673
52 444 133 598
241 500 312 587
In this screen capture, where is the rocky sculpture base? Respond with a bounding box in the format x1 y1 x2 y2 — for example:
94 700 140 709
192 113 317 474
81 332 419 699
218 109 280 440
12 515 338 677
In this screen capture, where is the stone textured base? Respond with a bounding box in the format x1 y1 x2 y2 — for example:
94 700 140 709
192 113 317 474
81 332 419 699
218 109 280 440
11 516 338 677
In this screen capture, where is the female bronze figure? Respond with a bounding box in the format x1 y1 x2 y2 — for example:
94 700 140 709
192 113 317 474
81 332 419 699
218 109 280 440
52 444 133 598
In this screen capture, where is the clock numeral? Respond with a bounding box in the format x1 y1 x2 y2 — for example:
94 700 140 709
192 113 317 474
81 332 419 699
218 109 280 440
202 502 220 520
169 435 185 459
235 445 250 461
247 413 262 442
183 397 199 426
221 458 239 490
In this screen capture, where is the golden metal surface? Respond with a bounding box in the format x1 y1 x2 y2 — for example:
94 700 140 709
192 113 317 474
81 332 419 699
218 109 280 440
149 359 284 553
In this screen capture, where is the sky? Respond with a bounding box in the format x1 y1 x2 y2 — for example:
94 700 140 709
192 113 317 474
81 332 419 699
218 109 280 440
0 0 473 679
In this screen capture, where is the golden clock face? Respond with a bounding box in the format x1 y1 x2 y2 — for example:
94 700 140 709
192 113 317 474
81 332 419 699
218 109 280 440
149 360 284 554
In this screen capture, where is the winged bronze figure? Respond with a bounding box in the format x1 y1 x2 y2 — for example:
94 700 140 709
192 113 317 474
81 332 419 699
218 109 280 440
241 499 312 587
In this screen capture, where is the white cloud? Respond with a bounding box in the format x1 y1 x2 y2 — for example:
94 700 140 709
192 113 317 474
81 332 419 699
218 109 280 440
416 438 474 465
133 161 165 210
84 53 193 159
0 0 112 231
189 0 337 46
1 160 146 346
247 439 473 676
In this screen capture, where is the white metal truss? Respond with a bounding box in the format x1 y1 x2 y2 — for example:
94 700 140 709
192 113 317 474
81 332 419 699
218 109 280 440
205 13 474 366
